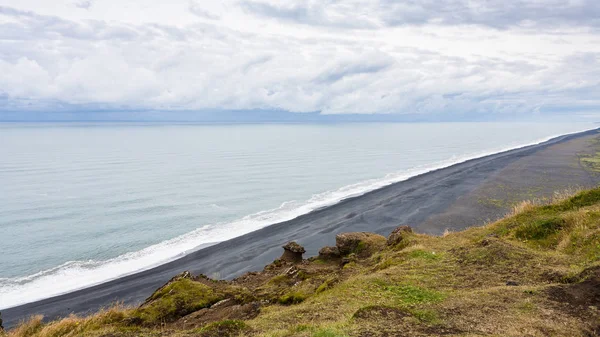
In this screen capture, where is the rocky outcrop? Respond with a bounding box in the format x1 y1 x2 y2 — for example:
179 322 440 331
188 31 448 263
280 241 306 263
318 246 341 260
387 225 413 247
335 232 387 258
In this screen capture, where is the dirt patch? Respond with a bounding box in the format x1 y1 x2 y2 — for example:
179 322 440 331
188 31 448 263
352 306 463 337
176 301 260 329
354 325 462 337
546 266 600 336
352 305 409 321
546 266 600 307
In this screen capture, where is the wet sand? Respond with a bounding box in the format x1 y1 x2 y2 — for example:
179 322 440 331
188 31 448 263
3 128 600 328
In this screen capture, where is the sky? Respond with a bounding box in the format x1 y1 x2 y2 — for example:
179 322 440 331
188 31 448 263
0 0 599 120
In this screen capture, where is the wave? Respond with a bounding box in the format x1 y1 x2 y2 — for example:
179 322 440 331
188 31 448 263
0 127 595 310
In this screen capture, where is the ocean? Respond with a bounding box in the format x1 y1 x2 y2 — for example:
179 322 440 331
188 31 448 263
0 121 595 309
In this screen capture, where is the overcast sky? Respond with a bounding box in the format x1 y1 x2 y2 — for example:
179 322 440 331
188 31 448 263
0 0 599 119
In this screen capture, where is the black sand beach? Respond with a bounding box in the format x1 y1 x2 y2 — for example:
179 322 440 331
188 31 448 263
3 128 600 328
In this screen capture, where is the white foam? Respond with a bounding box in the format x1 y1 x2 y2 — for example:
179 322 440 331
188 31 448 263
0 127 596 310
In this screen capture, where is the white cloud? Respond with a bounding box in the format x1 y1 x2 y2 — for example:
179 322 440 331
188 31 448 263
0 0 598 116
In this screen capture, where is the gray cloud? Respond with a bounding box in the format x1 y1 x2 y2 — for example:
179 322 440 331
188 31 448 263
242 0 600 30
74 0 93 10
240 1 377 29
380 0 600 29
314 57 394 84
242 55 273 73
189 1 220 20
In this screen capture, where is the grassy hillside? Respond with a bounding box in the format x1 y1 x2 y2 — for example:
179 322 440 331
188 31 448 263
4 188 600 337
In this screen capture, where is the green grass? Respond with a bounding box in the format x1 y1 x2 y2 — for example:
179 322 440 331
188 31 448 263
406 249 441 261
132 278 221 324
372 280 445 305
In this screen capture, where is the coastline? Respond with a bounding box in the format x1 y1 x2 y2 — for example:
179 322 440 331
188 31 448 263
3 127 600 329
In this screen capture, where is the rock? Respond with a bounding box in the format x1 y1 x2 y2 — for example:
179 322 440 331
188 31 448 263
335 232 387 258
506 280 520 286
283 241 305 253
0 311 3 331
387 225 413 247
178 302 261 329
283 266 299 277
280 241 306 263
318 246 341 260
210 298 234 309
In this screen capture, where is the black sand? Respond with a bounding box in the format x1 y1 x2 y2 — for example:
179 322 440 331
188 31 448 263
3 128 600 328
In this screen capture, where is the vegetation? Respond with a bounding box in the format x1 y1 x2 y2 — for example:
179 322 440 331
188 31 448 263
131 278 222 324
5 188 600 337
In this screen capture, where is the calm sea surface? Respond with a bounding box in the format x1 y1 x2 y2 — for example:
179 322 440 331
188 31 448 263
0 122 594 308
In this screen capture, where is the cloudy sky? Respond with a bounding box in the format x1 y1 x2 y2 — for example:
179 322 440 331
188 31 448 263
0 0 599 119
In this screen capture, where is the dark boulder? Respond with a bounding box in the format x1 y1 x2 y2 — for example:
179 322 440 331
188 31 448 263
387 225 413 247
318 246 341 260
280 241 306 263
335 232 386 258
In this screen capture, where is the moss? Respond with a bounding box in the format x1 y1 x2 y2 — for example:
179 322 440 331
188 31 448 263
342 261 357 270
278 291 307 305
132 278 221 324
353 241 367 255
297 270 310 280
316 278 335 294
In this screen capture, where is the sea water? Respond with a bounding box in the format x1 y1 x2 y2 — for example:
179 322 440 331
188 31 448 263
0 122 595 308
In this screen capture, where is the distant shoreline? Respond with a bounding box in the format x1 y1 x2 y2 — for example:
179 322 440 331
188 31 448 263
3 127 600 329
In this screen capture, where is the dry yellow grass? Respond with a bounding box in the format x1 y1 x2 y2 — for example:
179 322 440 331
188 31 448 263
508 199 537 216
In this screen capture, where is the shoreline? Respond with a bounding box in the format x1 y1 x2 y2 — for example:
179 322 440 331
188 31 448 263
3 127 600 329
1 127 595 309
